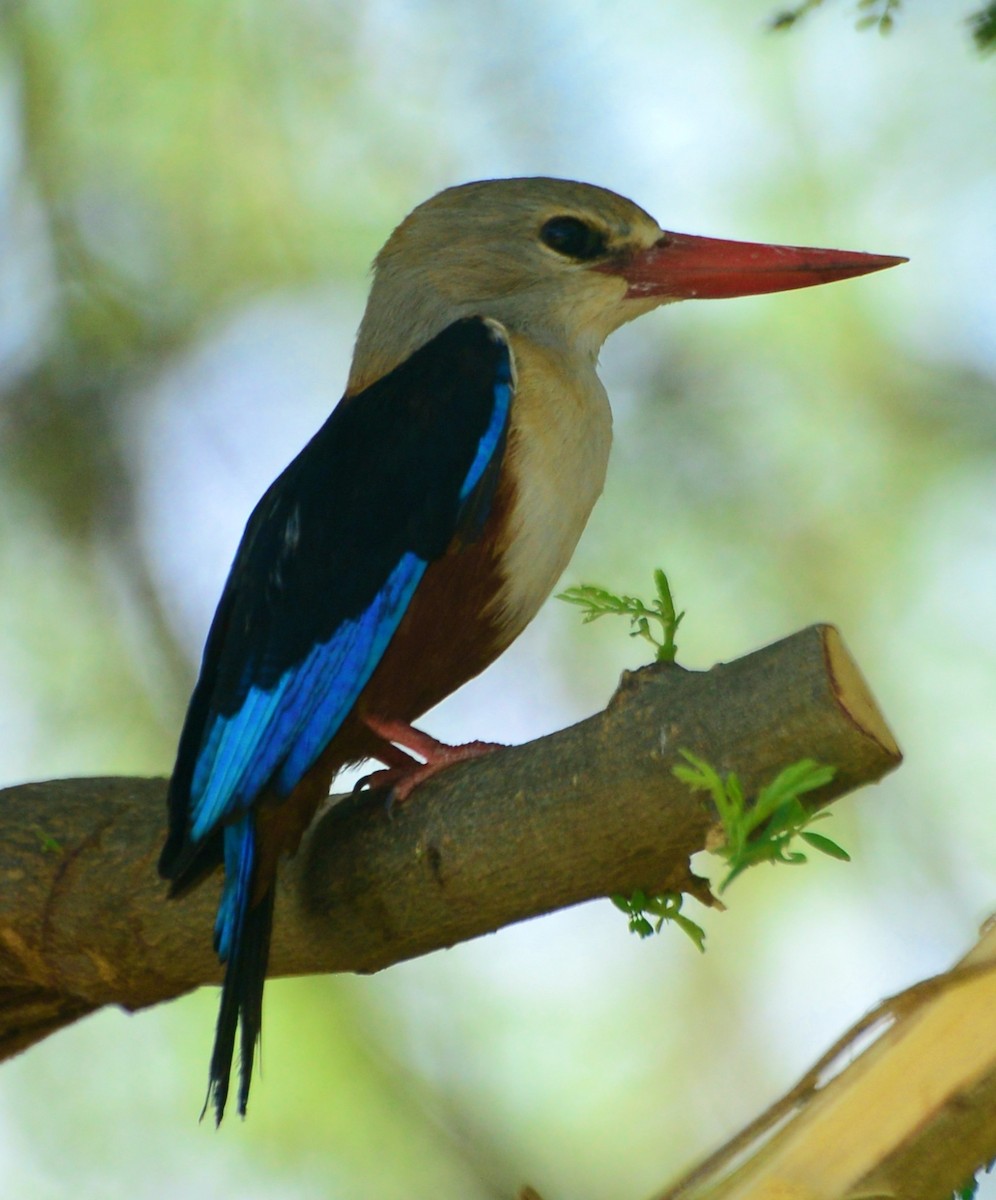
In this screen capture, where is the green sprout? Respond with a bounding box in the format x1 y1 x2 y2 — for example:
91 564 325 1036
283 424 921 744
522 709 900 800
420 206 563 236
31 825 62 854
557 568 684 663
673 750 847 893
32 826 63 854
611 889 706 951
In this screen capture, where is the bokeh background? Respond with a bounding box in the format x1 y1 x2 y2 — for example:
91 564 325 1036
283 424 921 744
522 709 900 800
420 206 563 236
1 1 995 1197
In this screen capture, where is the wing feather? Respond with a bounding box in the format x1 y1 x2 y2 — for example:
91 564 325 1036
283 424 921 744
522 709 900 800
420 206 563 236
161 318 512 880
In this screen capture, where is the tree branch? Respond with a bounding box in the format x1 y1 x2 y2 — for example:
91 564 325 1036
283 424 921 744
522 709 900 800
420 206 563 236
0 624 900 1063
651 923 996 1200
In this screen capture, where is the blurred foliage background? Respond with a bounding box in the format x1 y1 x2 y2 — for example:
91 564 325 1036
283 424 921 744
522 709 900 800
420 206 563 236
1 1 995 1197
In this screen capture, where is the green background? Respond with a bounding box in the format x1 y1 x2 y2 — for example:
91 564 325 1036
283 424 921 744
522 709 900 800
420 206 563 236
1 2 994 1196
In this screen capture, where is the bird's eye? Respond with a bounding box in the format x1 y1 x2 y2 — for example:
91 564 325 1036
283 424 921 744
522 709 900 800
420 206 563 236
539 216 608 261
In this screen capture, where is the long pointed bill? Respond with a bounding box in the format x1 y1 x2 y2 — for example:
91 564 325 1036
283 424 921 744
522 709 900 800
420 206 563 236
610 231 907 300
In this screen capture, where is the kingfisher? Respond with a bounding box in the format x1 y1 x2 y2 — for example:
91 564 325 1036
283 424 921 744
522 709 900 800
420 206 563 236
158 177 905 1122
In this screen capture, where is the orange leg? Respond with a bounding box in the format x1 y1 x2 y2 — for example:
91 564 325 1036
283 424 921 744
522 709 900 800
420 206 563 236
356 714 504 803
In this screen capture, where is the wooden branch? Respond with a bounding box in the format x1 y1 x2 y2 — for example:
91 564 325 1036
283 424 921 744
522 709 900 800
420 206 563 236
0 624 900 1064
653 922 996 1200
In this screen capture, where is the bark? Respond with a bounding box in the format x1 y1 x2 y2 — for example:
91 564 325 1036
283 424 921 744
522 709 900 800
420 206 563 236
0 624 900 1064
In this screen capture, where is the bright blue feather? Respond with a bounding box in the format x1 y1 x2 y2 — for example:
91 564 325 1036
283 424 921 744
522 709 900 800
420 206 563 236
214 813 256 962
276 551 426 789
189 551 427 841
460 337 512 502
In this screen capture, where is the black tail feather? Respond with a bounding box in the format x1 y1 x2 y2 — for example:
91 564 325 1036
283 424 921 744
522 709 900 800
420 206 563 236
204 884 276 1124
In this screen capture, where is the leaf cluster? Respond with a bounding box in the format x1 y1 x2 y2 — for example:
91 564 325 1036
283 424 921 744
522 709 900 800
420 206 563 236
770 0 996 50
673 750 847 892
609 752 848 950
610 890 706 950
770 0 900 34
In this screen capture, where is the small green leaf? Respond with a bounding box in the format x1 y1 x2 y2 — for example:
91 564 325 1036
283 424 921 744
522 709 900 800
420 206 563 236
671 910 707 952
801 831 851 861
769 0 824 31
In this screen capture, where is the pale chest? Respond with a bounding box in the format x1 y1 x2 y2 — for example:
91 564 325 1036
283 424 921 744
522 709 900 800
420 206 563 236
489 339 613 637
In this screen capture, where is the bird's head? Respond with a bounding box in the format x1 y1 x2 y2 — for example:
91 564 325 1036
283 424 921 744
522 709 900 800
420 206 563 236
350 177 905 390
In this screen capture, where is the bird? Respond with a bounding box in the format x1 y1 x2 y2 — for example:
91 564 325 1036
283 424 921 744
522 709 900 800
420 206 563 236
158 177 905 1122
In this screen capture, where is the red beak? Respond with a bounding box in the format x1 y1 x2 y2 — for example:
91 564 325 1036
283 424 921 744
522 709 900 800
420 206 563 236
607 231 907 300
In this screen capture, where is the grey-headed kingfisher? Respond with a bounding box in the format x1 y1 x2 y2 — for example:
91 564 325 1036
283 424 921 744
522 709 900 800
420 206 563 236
158 178 905 1121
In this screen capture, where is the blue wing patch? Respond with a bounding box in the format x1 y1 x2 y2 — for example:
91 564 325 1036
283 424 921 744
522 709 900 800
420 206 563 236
189 550 426 839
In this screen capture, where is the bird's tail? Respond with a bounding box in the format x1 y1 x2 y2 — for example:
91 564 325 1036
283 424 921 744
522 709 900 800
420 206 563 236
205 811 275 1124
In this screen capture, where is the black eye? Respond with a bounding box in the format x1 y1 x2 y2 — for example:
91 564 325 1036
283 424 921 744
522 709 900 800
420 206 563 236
539 216 607 261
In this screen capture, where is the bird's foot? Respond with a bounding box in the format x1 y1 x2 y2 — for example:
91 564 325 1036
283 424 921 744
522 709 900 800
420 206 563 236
355 715 504 805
